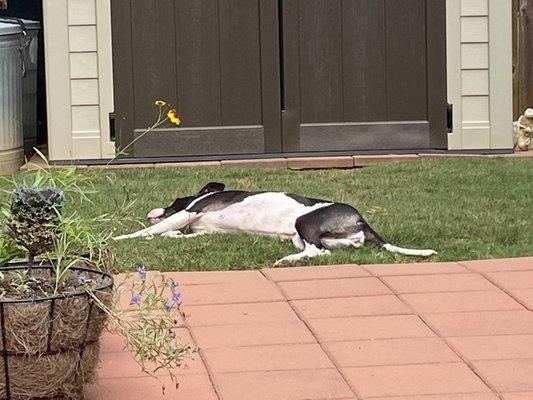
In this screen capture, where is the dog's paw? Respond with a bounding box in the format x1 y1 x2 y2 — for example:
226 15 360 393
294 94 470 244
113 235 129 241
274 257 298 268
161 231 183 238
421 249 437 257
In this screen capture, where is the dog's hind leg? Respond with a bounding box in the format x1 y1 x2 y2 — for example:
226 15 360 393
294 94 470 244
291 234 305 250
114 211 199 240
274 204 365 267
274 208 336 267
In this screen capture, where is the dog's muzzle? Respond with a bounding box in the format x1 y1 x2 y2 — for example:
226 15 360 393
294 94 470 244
147 208 165 225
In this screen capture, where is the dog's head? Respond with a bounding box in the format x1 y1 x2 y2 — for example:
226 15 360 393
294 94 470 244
146 182 225 224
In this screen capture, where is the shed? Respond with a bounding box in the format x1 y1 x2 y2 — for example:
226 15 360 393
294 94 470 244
38 0 512 161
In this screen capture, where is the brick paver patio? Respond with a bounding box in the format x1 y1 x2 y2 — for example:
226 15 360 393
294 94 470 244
86 257 533 400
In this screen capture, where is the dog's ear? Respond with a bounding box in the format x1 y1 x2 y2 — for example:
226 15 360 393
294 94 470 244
197 182 225 196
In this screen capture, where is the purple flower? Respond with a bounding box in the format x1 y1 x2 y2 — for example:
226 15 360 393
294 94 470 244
164 291 182 312
129 293 141 306
137 264 147 280
77 275 88 285
164 298 175 312
172 292 181 302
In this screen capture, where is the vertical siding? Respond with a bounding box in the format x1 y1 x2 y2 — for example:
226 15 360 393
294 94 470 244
43 0 72 160
44 0 114 160
460 0 490 148
447 0 513 149
488 0 513 149
68 0 102 159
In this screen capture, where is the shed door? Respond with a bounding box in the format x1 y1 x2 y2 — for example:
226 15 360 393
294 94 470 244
280 0 448 152
111 0 282 157
111 0 447 158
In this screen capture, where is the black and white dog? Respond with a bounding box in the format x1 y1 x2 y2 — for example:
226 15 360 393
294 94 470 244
114 182 436 266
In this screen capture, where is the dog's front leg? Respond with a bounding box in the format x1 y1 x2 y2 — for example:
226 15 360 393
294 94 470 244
161 231 206 239
114 211 198 240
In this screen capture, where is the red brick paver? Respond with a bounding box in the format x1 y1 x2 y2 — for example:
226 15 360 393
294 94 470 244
371 394 498 400
278 277 391 300
87 258 533 400
342 363 490 398
291 294 409 319
472 359 533 392
502 393 533 400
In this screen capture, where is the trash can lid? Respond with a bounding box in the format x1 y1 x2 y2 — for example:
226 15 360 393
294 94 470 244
0 22 22 36
15 18 41 30
0 17 41 31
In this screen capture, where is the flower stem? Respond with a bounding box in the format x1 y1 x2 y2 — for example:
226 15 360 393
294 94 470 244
106 118 168 166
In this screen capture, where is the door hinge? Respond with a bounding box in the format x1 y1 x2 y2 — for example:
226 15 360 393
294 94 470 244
446 103 453 133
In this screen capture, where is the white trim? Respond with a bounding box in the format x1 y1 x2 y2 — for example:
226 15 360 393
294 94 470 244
488 0 513 148
96 0 116 158
446 0 513 150
43 0 73 160
447 0 463 149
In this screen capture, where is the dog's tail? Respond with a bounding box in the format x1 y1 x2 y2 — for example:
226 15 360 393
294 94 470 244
363 223 437 257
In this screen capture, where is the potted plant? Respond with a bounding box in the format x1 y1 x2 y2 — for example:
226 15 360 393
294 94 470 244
0 170 114 399
0 106 193 398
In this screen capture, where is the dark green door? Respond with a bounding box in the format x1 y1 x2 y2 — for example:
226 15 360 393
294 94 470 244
280 0 448 152
111 0 447 158
111 0 282 157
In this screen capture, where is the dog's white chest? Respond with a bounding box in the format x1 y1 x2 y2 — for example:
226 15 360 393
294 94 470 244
190 193 331 237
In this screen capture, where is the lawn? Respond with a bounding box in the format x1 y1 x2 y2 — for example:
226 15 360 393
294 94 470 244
7 157 533 272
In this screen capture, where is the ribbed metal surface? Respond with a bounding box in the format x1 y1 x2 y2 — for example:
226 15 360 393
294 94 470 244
0 33 23 152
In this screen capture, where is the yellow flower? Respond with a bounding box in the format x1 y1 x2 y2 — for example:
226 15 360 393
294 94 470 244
155 100 167 107
167 109 181 126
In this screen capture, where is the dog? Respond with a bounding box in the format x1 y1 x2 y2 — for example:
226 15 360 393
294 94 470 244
114 182 436 266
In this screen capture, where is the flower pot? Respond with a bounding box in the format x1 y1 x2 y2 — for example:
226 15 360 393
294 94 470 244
0 263 113 400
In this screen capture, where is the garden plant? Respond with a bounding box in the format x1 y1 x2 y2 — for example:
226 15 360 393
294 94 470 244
0 102 192 399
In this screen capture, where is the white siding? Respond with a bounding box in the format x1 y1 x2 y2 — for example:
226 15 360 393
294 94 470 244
44 0 114 161
447 0 513 150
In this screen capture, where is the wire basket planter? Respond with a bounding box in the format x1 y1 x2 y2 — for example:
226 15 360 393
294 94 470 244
0 262 113 400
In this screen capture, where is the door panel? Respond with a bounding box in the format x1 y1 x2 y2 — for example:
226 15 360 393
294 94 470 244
219 0 262 125
426 0 448 148
176 0 221 127
342 0 387 122
111 0 447 158
298 0 343 124
112 0 281 157
131 0 177 129
385 0 428 121
299 122 430 152
282 0 447 152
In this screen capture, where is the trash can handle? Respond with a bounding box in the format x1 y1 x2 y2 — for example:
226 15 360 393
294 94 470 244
18 47 26 78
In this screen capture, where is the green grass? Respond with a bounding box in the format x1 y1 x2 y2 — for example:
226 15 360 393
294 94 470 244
6 157 533 271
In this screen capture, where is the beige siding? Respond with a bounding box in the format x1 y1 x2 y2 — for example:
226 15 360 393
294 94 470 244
447 0 513 150
44 0 114 161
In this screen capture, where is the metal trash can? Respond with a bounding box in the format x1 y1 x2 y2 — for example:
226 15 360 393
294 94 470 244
1 17 41 155
0 21 23 175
